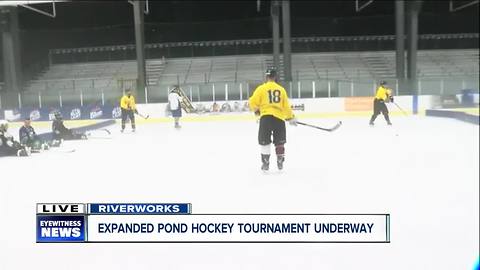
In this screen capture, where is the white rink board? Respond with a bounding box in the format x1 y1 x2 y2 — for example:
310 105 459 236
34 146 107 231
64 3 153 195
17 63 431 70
134 95 439 118
87 214 390 242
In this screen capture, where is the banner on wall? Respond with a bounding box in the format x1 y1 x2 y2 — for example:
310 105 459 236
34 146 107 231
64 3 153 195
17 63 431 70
182 101 305 115
344 97 373 111
4 105 122 121
4 109 23 121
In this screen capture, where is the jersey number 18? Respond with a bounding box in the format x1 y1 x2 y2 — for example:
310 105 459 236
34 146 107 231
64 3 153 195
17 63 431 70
268 90 281 103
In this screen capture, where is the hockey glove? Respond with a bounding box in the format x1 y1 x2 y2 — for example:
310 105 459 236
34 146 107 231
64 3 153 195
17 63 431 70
390 96 394 103
287 117 298 126
6 139 13 147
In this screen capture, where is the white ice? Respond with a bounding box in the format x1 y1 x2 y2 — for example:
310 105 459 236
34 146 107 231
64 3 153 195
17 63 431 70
1 115 478 270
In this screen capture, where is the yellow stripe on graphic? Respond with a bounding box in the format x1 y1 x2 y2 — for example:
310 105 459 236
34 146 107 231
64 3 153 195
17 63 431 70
6 110 423 127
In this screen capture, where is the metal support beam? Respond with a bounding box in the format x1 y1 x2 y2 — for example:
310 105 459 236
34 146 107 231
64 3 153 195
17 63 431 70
19 1 56 18
406 1 422 86
355 0 374 12
271 1 280 72
406 1 422 114
282 0 292 82
449 0 478 12
395 0 405 94
128 0 149 14
1 6 23 109
132 0 146 103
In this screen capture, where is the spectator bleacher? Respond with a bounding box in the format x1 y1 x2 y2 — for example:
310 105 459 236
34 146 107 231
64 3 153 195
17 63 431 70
10 48 478 106
25 49 478 90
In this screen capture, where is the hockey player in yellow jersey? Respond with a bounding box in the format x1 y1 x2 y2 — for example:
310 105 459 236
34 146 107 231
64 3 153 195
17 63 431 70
120 89 137 132
369 81 393 126
249 68 297 171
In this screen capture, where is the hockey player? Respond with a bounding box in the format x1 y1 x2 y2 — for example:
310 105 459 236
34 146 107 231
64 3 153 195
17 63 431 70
0 120 30 157
249 68 297 171
168 87 184 129
369 81 393 126
52 112 86 140
19 117 49 151
120 89 137 132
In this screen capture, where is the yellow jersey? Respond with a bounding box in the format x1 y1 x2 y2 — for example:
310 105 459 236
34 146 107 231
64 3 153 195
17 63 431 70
249 80 294 121
374 86 392 101
120 95 136 110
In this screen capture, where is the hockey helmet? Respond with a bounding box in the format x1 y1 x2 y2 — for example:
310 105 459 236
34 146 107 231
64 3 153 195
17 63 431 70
0 120 8 132
54 111 63 120
265 67 277 78
171 85 180 93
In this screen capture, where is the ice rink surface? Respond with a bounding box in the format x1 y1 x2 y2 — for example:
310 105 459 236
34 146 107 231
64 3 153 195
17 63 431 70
1 115 478 270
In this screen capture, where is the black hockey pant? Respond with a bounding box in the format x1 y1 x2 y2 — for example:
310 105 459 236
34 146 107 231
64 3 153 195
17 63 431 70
370 99 390 123
121 109 136 130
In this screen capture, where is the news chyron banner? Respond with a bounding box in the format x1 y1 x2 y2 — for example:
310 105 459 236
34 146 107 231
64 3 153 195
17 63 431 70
36 203 391 243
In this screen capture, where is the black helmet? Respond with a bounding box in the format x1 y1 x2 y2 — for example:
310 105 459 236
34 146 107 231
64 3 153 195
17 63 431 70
54 111 63 120
379 81 387 86
0 120 8 132
171 85 180 93
265 67 277 78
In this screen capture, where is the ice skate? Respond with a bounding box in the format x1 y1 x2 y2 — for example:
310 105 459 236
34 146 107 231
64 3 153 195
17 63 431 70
277 155 285 170
16 148 30 157
42 143 50 151
50 139 62 147
261 161 269 171
261 154 270 172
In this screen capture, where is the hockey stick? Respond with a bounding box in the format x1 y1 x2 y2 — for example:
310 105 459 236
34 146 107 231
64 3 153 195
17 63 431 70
135 111 150 119
392 102 408 116
87 129 112 139
86 128 111 135
86 134 112 139
99 128 111 135
81 128 112 139
48 147 76 154
296 121 342 132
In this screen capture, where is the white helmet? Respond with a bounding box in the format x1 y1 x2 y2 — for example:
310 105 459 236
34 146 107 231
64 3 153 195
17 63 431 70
0 120 8 132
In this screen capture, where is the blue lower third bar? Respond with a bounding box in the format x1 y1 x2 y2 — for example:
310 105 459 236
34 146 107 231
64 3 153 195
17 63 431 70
88 203 191 214
37 215 86 242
